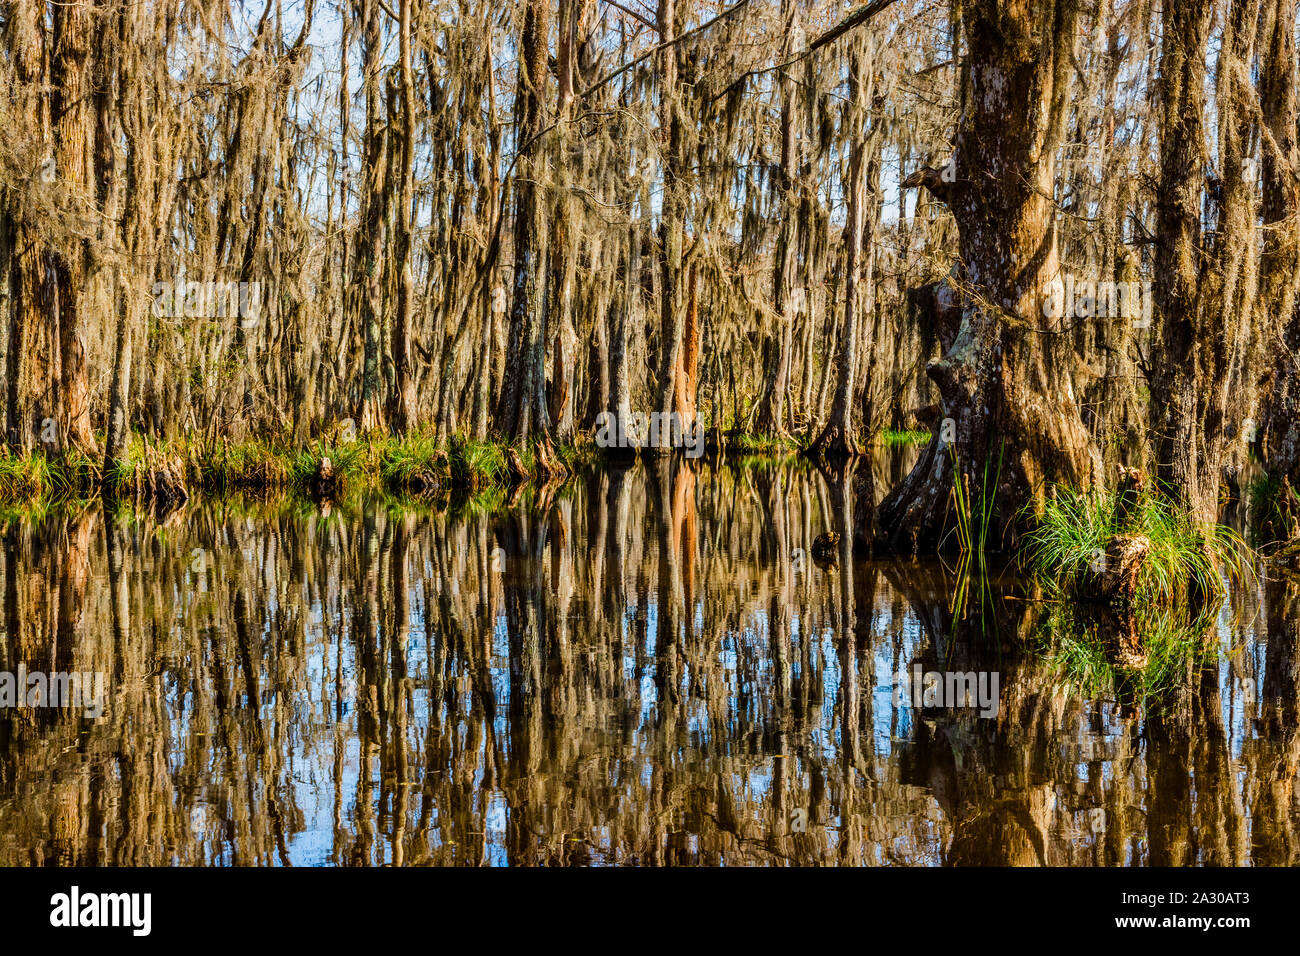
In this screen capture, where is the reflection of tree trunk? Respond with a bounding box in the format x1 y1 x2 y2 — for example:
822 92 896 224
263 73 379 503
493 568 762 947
648 456 680 709
851 456 875 555
54 512 95 676
1252 571 1300 863
603 464 631 623
833 462 875 783
389 516 411 865
670 461 696 605
1146 663 1243 865
500 510 546 862
878 558 1052 865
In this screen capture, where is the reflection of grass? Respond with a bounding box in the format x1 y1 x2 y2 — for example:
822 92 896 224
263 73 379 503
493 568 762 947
1035 601 1220 709
1023 485 1251 608
948 443 1002 555
9 476 531 534
946 553 1003 654
1248 472 1299 544
729 452 813 474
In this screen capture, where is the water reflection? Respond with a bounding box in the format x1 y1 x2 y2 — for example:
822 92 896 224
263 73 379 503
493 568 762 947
0 460 1296 865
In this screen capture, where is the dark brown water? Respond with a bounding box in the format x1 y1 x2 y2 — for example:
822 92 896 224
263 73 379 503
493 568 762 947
0 459 1296 866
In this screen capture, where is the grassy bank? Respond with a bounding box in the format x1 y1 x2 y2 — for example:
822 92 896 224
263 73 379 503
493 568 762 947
0 421 944 509
0 431 606 507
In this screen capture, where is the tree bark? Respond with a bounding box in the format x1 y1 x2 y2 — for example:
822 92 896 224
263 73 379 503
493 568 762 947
873 0 1100 553
497 0 553 449
390 0 416 432
755 0 799 438
811 42 878 461
50 0 98 455
651 0 687 447
1261 0 1300 517
357 0 388 434
1147 0 1239 520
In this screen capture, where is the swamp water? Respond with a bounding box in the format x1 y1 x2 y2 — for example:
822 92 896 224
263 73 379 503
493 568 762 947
0 457 1296 865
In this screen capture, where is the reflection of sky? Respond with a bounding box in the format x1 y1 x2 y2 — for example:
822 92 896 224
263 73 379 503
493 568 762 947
141 501 1278 867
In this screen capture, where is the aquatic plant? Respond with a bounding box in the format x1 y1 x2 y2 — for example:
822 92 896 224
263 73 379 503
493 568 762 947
1022 484 1252 611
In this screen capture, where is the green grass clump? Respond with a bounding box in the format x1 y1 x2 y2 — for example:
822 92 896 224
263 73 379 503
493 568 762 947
0 446 99 503
727 432 799 456
1023 484 1251 608
377 431 446 490
1248 473 1300 544
192 439 294 491
880 428 931 447
450 437 506 486
0 449 55 502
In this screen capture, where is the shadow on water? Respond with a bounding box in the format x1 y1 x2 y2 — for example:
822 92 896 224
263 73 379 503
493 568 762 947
0 456 1296 865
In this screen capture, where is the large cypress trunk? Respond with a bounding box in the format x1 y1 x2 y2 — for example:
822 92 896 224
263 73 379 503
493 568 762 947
1260 0 1300 526
50 0 97 455
1146 0 1240 521
873 0 1100 553
497 0 553 448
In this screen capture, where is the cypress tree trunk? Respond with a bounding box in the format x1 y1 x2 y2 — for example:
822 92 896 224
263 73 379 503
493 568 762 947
1260 0 1300 530
651 0 686 446
51 0 97 455
873 0 1101 553
755 0 799 438
1148 0 1251 521
497 0 553 455
356 0 388 434
390 0 416 432
811 41 878 461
